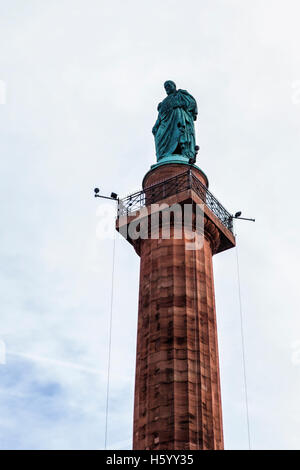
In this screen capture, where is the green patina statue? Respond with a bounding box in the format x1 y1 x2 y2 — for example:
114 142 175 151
152 81 199 165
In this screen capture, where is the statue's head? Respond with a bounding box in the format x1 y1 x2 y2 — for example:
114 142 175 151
164 80 176 95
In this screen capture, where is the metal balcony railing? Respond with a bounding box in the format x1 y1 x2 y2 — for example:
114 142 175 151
118 169 233 233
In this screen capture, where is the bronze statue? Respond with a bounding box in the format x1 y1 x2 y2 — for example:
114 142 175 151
152 81 198 163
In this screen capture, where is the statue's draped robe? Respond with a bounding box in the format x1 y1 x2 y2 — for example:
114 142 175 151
154 89 197 161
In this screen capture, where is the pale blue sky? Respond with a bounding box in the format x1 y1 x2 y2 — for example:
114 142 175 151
1 0 300 449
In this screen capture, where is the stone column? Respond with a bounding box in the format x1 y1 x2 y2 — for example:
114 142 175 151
117 164 235 450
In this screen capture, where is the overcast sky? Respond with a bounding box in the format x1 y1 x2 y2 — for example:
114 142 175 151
1 0 300 450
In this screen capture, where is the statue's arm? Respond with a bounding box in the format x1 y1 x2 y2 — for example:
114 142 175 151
178 90 198 120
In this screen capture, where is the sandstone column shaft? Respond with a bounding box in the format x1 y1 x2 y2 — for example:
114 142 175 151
133 226 223 450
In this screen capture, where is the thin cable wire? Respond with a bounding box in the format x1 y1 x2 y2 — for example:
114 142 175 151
235 236 251 450
104 230 117 450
